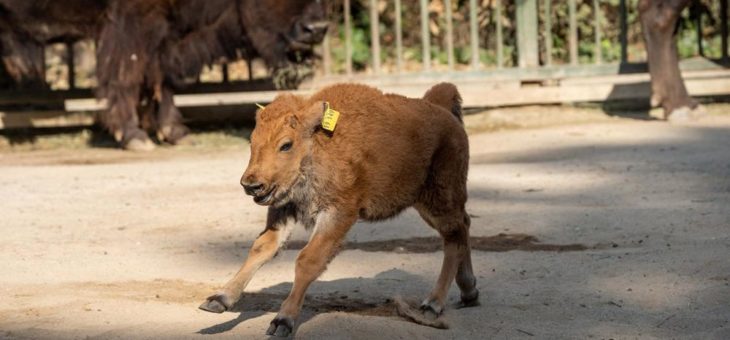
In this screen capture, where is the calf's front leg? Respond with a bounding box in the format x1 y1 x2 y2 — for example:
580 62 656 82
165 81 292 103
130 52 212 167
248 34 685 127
267 209 356 337
199 205 296 313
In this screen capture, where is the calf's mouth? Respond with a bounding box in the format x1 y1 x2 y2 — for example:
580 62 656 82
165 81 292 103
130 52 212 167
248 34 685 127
253 185 277 205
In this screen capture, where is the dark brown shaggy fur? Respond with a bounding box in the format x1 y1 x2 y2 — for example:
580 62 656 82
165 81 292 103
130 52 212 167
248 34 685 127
0 0 327 149
200 82 478 337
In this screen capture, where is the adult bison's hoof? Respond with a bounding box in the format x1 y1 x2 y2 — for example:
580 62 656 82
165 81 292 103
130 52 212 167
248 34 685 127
266 316 294 337
198 293 232 313
157 123 190 145
123 136 156 152
419 299 444 320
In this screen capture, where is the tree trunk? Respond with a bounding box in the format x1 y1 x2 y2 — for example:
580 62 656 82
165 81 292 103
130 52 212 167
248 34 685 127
638 0 697 119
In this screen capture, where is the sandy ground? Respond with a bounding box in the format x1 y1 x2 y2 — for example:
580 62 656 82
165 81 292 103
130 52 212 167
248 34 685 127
1 114 729 339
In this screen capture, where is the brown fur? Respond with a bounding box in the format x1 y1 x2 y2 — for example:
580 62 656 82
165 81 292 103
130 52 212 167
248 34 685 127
0 0 327 149
200 82 478 336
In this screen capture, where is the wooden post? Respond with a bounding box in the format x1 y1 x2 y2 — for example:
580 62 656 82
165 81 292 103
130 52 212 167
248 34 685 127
420 0 431 71
322 28 332 76
445 0 454 71
516 0 539 68
594 0 602 64
544 0 552 66
469 0 479 70
620 0 628 63
568 0 578 65
222 63 229 83
722 0 729 61
66 42 76 89
496 0 503 68
369 0 381 74
395 0 403 73
344 0 353 76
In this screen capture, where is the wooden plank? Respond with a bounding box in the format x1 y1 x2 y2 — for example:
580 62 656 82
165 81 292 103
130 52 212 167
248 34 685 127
619 0 628 63
369 0 381 74
569 0 578 65
445 0 455 71
516 0 539 68
344 0 353 76
322 32 332 76
395 0 403 73
420 0 431 71
496 0 503 68
593 0 602 64
0 110 94 129
469 0 479 70
722 0 728 61
67 42 76 90
544 0 552 66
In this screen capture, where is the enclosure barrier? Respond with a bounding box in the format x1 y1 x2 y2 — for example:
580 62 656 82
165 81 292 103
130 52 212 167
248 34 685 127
1 0 729 129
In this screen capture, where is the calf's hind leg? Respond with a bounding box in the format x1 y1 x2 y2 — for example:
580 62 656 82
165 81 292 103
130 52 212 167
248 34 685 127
199 205 296 313
415 206 478 317
414 141 477 317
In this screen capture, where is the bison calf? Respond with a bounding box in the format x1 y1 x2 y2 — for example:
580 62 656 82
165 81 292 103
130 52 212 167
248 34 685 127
200 83 478 336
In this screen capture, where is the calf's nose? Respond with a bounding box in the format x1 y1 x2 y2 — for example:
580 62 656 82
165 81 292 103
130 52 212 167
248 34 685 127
241 181 264 196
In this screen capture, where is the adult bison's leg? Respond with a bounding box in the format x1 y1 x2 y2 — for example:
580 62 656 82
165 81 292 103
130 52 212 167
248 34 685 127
267 210 357 337
199 205 297 313
99 86 154 151
639 0 698 119
96 1 170 151
156 85 189 144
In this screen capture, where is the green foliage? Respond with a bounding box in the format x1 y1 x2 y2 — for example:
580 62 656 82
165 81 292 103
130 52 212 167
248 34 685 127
325 0 725 73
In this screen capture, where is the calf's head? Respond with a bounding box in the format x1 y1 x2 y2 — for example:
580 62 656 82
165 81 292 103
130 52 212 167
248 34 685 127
241 95 323 206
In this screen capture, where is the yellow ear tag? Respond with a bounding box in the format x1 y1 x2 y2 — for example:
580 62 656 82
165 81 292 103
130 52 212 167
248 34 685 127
321 102 340 132
255 103 266 110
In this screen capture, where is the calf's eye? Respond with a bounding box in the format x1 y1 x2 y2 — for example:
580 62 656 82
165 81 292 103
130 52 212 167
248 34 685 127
279 141 293 152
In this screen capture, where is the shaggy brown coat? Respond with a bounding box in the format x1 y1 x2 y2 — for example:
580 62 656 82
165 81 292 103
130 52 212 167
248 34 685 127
200 83 478 336
0 0 327 149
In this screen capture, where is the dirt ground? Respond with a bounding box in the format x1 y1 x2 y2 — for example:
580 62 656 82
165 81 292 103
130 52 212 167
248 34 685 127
1 109 729 339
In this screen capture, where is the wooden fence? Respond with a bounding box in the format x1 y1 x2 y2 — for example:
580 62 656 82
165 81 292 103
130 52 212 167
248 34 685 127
2 0 729 130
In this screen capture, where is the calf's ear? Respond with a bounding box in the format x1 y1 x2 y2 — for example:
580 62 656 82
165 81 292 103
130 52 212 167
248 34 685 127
298 101 325 136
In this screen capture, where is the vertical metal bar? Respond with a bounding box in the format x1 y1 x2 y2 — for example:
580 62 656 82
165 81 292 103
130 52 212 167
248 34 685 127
222 63 229 83
445 0 454 71
420 0 431 71
593 0 602 64
569 0 578 65
469 0 479 70
620 0 628 63
395 0 403 73
544 0 552 66
66 42 75 89
369 0 381 74
722 0 728 61
344 0 353 76
496 0 503 68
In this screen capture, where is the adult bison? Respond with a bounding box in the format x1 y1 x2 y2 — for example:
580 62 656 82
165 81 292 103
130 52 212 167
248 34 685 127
0 0 328 150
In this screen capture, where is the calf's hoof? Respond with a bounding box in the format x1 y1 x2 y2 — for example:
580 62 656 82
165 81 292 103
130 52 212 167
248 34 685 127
419 299 444 320
457 289 480 308
266 316 294 337
198 293 233 313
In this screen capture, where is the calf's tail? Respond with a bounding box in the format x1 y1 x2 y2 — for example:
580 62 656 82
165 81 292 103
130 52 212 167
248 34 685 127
423 82 463 124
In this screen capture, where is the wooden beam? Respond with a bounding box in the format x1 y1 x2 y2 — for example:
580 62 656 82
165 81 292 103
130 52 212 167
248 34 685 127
420 0 431 71
369 0 381 74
